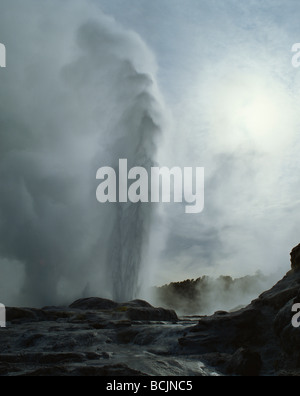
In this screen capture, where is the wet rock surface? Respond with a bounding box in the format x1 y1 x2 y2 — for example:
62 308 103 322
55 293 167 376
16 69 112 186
179 247 300 376
3 246 300 376
1 299 216 376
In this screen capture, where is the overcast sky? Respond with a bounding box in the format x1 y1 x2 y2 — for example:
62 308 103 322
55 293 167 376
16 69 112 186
95 0 300 284
1 0 300 306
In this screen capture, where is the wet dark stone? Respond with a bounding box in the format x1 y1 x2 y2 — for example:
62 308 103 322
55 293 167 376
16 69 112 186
125 307 178 322
227 348 262 376
69 298 119 311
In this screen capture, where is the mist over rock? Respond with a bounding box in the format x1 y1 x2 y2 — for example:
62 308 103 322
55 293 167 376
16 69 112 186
178 244 300 375
153 272 272 315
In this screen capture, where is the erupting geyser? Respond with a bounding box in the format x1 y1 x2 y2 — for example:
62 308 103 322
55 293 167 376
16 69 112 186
0 1 166 306
106 88 163 301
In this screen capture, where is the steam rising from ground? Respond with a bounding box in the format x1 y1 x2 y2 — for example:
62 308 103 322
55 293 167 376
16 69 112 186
153 272 279 316
0 0 165 306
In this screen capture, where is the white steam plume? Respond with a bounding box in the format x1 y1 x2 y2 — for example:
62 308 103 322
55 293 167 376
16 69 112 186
0 0 165 306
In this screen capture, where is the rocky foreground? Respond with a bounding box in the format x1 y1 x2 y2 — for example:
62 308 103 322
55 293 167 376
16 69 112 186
2 246 300 376
0 298 216 376
179 243 300 376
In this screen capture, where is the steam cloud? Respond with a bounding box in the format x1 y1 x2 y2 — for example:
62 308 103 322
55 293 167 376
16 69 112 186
153 272 280 316
0 0 165 306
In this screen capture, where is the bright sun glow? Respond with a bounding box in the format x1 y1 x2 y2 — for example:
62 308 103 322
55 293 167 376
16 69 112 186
210 73 296 153
232 91 278 136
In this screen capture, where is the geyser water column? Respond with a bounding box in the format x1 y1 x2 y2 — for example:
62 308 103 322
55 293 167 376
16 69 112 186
75 22 165 302
107 77 163 302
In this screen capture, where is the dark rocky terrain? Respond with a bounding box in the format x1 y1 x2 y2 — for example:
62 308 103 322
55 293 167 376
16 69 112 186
2 245 300 376
179 243 300 376
0 298 217 376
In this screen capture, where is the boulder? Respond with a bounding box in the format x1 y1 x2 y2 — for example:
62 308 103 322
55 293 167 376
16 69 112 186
125 307 178 322
69 298 178 322
227 348 262 376
291 244 300 270
122 300 153 308
69 298 119 311
179 307 262 354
